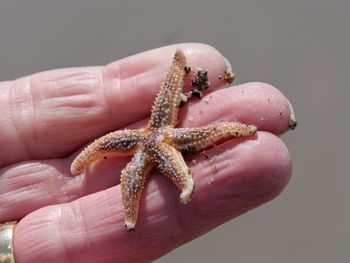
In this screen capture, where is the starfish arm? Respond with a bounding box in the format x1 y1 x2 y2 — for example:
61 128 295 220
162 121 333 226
151 142 194 204
167 122 257 153
70 129 145 175
121 149 152 231
148 49 187 129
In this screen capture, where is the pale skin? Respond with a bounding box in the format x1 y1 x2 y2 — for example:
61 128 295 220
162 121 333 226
0 44 292 262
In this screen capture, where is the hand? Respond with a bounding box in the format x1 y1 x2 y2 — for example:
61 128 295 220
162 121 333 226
0 43 292 262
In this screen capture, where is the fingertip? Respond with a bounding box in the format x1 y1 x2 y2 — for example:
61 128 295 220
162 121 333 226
191 131 292 211
179 43 231 90
238 82 293 134
180 81 294 135
254 131 292 198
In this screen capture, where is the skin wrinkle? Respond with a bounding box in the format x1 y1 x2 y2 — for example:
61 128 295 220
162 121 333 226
39 80 104 120
100 65 118 118
132 180 189 260
104 53 155 80
102 64 146 122
0 83 17 161
142 179 168 222
100 61 125 116
3 68 107 166
0 161 80 218
58 172 85 204
146 175 182 219
107 71 149 122
63 202 95 262
17 206 69 262
24 77 42 156
227 146 237 173
142 183 185 245
2 163 53 199
158 175 191 237
102 56 171 125
30 68 97 85
8 81 33 160
46 79 98 99
77 170 94 202
189 136 283 218
53 206 71 263
75 191 124 251
23 70 105 160
43 73 103 111
14 223 39 259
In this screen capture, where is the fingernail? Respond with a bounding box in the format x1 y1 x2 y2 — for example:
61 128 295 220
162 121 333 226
224 56 232 75
287 99 298 130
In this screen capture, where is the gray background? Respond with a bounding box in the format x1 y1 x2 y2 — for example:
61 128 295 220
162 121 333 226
1 0 349 262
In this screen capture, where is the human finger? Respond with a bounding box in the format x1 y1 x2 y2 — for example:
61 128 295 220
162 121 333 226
0 43 229 167
14 132 291 263
0 82 293 221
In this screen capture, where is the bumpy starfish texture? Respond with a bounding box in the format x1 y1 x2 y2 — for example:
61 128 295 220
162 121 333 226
71 50 257 231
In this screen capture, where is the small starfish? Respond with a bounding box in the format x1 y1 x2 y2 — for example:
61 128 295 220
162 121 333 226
71 50 257 231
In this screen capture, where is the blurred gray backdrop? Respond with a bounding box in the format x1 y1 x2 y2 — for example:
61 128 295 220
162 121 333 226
1 0 349 262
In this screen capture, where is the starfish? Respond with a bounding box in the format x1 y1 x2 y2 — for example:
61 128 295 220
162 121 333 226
71 50 257 231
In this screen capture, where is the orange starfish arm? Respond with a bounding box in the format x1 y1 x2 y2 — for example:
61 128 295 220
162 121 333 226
148 49 187 129
121 150 152 231
150 143 194 204
168 122 257 153
70 129 145 175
